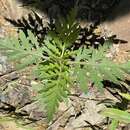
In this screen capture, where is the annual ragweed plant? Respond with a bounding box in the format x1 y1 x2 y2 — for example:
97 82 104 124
0 9 130 121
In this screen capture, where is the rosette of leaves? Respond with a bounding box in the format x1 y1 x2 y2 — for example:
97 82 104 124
0 8 130 122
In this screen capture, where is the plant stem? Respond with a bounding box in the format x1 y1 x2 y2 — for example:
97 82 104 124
67 61 89 65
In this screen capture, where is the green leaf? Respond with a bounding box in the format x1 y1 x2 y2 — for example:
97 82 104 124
49 8 80 47
120 61 130 73
109 119 118 130
101 108 130 123
35 62 69 121
88 65 104 91
73 44 130 92
38 81 68 121
119 93 130 100
77 69 89 92
0 30 45 70
19 30 32 49
43 36 61 56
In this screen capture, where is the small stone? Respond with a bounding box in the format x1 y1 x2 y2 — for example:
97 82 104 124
0 124 4 130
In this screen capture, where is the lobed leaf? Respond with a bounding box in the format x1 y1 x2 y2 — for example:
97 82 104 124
0 30 44 70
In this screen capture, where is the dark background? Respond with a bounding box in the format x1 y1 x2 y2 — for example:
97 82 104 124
17 0 130 22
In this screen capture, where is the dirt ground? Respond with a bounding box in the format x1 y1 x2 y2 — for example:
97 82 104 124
103 0 130 51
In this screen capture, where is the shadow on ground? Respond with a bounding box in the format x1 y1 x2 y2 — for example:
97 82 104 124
17 0 130 22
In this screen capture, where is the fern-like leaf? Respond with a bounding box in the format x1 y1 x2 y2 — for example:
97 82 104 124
33 36 70 121
73 44 129 92
0 30 46 69
49 8 80 47
35 61 69 121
